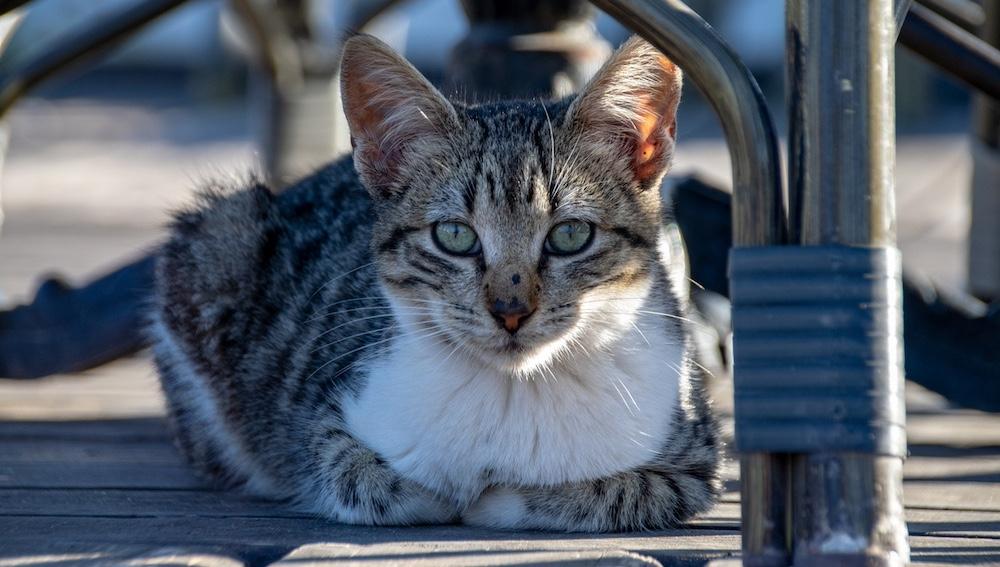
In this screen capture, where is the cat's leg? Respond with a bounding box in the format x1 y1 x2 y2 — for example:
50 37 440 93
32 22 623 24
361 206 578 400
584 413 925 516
306 425 459 526
462 465 720 532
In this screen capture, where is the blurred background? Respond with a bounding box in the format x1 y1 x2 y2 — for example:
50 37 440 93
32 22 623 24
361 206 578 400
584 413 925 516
0 0 975 300
0 0 984 415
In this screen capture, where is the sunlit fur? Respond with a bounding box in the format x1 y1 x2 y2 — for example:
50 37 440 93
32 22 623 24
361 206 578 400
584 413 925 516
152 35 720 532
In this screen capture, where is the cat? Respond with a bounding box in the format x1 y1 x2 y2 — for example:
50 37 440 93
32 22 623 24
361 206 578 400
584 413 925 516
150 33 720 532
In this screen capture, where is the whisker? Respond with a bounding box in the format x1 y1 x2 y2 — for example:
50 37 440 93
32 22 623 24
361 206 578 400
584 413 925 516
540 100 556 187
310 326 392 354
630 321 651 347
617 376 641 413
610 378 637 417
308 296 470 322
309 262 377 300
306 304 436 323
306 310 430 343
313 324 450 382
330 329 448 378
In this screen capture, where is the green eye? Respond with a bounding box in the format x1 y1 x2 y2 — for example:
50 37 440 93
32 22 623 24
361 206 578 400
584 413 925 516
433 222 481 255
545 221 594 255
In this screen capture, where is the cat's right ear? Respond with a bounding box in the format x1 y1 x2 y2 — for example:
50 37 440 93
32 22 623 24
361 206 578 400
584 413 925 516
340 34 459 200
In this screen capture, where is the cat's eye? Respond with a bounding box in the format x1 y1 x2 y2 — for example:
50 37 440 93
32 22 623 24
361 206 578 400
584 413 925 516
433 222 481 255
545 221 594 255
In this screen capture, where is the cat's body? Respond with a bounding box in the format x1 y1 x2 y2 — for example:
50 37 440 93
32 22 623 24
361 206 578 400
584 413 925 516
152 35 720 531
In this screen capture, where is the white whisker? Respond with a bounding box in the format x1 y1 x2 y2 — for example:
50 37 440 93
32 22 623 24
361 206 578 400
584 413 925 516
308 262 377 301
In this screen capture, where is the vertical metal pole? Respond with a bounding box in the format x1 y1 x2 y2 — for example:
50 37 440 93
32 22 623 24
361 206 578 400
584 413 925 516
968 0 1000 301
587 2 787 564
786 0 909 564
740 454 791 566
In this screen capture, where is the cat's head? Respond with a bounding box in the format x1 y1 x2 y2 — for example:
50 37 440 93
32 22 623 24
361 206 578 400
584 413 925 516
340 34 681 374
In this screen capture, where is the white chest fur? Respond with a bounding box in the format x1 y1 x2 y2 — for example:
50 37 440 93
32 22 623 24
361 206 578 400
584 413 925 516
342 310 686 505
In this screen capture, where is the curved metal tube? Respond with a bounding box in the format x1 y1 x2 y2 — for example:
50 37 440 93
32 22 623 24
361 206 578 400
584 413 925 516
0 0 30 17
900 2 1000 100
0 0 190 118
589 0 786 248
589 2 787 561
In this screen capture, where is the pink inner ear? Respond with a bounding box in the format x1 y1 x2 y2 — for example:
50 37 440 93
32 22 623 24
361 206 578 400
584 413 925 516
632 99 676 182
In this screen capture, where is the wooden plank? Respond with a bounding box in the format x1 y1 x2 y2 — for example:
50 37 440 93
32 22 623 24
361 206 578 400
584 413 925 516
274 543 668 566
905 482 1000 512
904 455 1000 483
0 462 205 490
0 488 312 519
908 411 1000 447
0 418 170 442
0 546 245 567
0 488 740 527
2 523 997 566
0 517 740 566
906 508 1000 539
909 535 1000 565
0 515 736 548
0 440 181 464
0 359 164 421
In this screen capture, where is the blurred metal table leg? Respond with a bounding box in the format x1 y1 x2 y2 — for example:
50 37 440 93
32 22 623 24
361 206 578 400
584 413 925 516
968 0 1000 302
784 0 909 563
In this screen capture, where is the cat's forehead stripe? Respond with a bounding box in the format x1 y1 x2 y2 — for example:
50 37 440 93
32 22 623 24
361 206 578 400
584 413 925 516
461 104 561 216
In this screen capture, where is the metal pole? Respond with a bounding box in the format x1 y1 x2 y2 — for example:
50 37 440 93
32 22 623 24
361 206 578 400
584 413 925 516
589 0 785 248
588 1 788 564
786 0 909 564
898 2 1000 102
968 0 1000 301
0 0 192 118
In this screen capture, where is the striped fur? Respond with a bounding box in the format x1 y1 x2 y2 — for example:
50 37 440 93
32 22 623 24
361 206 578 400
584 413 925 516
152 35 720 532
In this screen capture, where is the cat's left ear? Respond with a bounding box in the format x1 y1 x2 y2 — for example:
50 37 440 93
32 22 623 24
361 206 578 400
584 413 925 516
340 34 459 199
566 37 682 190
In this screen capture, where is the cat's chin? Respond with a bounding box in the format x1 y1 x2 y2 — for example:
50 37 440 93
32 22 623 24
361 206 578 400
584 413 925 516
473 334 571 376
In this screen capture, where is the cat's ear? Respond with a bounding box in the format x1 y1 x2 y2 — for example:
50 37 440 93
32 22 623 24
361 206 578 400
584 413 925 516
340 34 458 199
566 36 682 189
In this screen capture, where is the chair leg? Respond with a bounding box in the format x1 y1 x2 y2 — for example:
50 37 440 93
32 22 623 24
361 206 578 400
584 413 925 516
968 0 1000 302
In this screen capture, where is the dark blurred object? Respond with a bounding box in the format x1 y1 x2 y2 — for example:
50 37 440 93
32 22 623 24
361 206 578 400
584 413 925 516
920 0 987 32
968 0 1000 301
232 0 358 186
0 256 154 378
0 1 30 16
673 176 1000 412
898 1 1000 101
446 0 611 101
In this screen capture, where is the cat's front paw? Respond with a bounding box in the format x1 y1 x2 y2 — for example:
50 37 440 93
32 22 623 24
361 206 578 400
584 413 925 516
462 486 528 529
401 482 462 525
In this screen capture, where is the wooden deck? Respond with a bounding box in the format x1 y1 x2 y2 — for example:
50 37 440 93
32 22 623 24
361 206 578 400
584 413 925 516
1 98 998 565
2 360 999 565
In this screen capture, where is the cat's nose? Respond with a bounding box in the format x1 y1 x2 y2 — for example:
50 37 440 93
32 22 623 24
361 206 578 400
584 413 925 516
488 297 535 333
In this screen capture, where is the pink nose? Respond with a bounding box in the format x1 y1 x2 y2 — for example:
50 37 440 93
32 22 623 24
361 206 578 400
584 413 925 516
488 298 535 333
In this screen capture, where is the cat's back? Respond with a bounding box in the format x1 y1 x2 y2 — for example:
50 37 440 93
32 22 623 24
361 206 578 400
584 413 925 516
155 156 372 357
151 156 376 491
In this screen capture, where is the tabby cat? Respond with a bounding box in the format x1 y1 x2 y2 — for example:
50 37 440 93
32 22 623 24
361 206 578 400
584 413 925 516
151 34 720 532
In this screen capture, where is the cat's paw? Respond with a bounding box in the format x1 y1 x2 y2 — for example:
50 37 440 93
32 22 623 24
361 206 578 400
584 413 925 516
462 486 528 529
401 483 461 525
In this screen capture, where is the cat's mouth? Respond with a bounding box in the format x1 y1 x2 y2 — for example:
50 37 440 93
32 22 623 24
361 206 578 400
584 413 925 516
501 337 528 353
